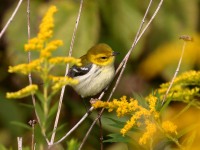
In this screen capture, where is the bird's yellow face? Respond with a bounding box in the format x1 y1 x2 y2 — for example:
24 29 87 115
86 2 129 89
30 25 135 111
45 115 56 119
87 44 117 66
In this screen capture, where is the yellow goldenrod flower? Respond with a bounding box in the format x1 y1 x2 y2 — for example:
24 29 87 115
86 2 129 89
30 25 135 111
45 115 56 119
92 95 181 146
38 6 57 40
24 37 44 51
121 113 139 136
156 70 200 106
49 57 82 66
40 40 63 58
139 120 157 145
51 76 79 91
6 85 38 99
24 6 57 52
162 121 177 134
146 95 157 113
92 100 107 108
8 59 42 74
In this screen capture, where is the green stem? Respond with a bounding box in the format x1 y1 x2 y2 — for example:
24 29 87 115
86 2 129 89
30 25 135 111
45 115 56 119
42 58 50 133
44 85 48 117
166 134 184 150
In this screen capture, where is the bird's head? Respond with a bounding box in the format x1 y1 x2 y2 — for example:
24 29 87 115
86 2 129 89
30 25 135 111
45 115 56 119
86 43 119 66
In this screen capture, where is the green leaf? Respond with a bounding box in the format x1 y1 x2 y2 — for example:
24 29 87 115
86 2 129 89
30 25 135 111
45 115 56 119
45 102 59 131
0 92 26 134
160 97 172 115
132 92 148 109
35 102 44 124
48 101 58 120
106 117 127 129
67 139 80 150
104 133 130 143
35 91 44 104
106 117 141 133
11 121 31 130
19 103 34 109
47 123 67 137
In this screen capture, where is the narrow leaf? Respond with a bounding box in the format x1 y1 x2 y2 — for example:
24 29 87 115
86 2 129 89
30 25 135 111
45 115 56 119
11 121 31 130
104 133 130 143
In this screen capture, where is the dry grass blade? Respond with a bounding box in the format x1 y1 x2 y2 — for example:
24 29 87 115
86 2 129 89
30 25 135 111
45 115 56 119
0 0 23 39
50 1 85 145
161 35 192 104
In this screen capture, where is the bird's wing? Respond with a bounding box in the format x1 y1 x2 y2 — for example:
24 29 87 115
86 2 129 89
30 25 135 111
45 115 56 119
68 63 93 78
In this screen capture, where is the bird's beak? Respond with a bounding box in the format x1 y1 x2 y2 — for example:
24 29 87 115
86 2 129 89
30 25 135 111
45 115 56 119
112 51 120 56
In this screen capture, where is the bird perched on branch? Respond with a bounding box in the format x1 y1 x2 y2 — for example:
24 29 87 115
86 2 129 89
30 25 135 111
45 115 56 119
68 43 119 98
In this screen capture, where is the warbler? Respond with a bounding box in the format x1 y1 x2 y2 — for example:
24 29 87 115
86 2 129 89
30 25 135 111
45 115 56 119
68 43 118 98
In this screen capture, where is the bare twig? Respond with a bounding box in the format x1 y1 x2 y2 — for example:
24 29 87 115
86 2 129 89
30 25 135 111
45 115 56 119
161 35 192 104
28 120 37 150
0 0 23 39
98 113 103 150
17 137 23 150
53 107 93 145
26 0 49 144
78 114 99 150
50 0 84 145
108 0 154 101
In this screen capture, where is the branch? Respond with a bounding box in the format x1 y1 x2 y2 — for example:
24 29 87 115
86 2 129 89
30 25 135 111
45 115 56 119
50 0 84 145
17 137 23 150
53 107 93 145
161 35 192 104
0 0 23 39
26 0 49 144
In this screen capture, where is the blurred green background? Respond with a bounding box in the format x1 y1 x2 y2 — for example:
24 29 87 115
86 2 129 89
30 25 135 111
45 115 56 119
0 0 200 149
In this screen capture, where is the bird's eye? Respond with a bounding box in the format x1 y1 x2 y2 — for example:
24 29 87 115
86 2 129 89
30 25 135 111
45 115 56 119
101 57 107 59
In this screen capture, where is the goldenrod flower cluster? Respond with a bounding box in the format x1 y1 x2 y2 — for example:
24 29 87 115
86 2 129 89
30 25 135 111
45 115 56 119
49 57 81 66
8 59 42 75
158 70 200 106
139 121 157 145
24 6 58 52
162 121 177 134
6 85 38 99
7 6 81 99
49 75 79 91
93 95 178 145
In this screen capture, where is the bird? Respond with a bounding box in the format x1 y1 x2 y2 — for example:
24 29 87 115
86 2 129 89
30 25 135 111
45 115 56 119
68 43 119 98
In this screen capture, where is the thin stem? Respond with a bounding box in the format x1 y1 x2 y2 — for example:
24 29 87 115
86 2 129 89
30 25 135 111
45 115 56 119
31 125 35 150
43 84 48 117
98 114 103 150
17 137 23 150
53 107 93 145
161 40 187 104
0 0 23 39
50 0 84 145
78 113 100 150
26 0 49 144
28 120 37 150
